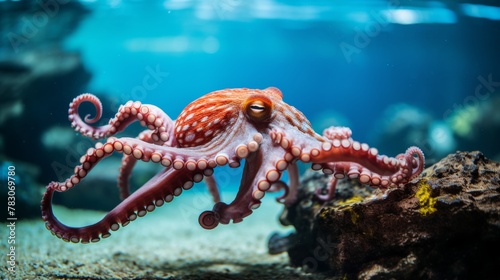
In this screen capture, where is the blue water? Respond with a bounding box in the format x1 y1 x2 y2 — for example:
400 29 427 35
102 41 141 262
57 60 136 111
61 1 500 149
1 0 500 205
2 3 500 279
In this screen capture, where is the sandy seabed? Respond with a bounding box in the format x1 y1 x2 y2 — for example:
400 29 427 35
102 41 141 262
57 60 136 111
1 192 328 280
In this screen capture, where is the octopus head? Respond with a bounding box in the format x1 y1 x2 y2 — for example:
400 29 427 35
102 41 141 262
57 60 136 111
174 87 283 147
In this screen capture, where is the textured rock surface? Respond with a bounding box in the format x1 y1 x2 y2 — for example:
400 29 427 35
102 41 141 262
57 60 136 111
282 151 500 279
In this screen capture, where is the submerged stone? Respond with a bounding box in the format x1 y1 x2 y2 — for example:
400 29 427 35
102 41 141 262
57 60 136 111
277 151 500 279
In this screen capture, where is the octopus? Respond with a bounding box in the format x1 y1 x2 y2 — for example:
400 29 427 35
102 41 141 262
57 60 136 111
41 87 424 243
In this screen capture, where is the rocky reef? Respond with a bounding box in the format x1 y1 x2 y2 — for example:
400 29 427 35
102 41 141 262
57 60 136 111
0 1 93 219
274 151 500 279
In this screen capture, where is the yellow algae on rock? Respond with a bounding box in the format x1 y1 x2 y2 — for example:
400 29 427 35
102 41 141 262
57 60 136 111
416 179 437 215
338 195 365 206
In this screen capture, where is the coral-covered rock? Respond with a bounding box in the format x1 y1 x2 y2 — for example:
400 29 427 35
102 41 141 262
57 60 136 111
280 151 500 279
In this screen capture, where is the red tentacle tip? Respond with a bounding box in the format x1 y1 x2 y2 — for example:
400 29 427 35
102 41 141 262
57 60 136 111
84 113 100 124
404 146 425 180
269 181 290 203
407 147 425 166
198 210 219 230
72 93 103 124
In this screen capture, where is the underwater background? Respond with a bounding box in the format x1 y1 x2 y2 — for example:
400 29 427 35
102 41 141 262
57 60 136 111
2 0 500 208
0 0 500 279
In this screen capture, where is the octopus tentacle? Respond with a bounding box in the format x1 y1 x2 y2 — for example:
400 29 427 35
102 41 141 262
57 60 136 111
311 146 424 187
43 129 263 240
118 130 168 200
266 161 300 205
204 175 221 203
275 131 422 186
400 146 425 181
42 166 197 243
49 136 205 193
315 176 338 202
270 128 424 197
268 181 289 203
276 162 300 206
322 126 352 140
68 93 176 143
41 136 218 242
199 137 290 229
199 150 270 229
118 154 136 200
119 141 221 203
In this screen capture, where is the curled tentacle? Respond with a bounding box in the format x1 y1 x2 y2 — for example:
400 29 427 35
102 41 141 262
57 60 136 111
268 181 289 203
271 129 424 200
199 159 263 228
404 146 425 181
310 146 424 200
75 93 103 124
41 136 216 243
315 176 338 202
199 137 293 228
42 167 197 243
199 151 263 228
311 139 423 188
69 93 176 142
198 210 219 230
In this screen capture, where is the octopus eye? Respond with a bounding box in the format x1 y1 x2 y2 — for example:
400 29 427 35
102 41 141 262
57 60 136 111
244 97 273 122
249 101 266 113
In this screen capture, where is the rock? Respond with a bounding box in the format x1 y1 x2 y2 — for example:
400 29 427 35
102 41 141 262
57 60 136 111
0 1 96 216
0 1 90 54
278 151 500 279
0 49 93 183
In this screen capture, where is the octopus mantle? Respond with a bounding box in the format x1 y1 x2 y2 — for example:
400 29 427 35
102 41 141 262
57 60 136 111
41 87 424 243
